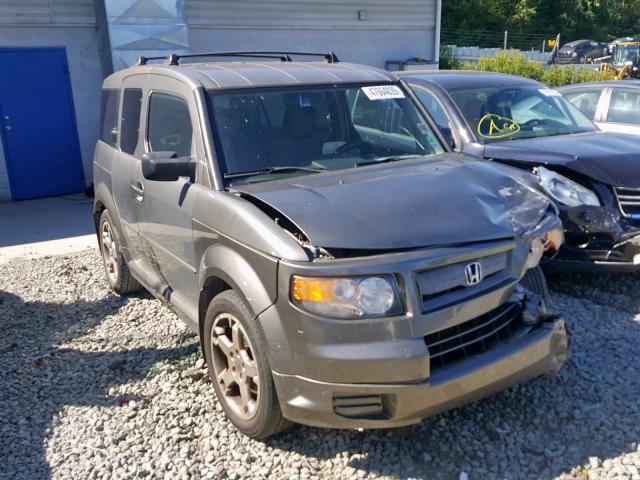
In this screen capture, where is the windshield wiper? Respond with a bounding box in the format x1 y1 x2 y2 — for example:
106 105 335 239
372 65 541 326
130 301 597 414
356 155 421 167
224 166 325 179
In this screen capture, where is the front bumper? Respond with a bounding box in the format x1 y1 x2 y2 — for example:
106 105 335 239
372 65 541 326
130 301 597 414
272 317 567 429
260 219 566 429
547 203 640 272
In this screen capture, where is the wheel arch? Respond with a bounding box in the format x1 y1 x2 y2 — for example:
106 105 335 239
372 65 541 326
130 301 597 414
197 244 278 354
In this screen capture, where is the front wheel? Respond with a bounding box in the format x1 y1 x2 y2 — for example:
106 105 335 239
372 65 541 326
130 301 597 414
203 290 291 439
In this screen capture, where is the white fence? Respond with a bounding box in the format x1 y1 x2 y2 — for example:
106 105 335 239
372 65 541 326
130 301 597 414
447 45 553 64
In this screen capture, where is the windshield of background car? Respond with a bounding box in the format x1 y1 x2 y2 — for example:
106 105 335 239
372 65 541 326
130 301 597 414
207 84 445 185
448 85 597 143
613 44 640 65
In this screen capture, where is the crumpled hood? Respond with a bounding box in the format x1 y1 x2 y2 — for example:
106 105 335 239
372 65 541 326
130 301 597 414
484 131 640 188
233 154 551 251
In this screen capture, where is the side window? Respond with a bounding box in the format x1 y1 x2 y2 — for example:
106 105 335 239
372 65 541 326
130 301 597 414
120 88 142 155
564 89 603 120
607 90 640 125
147 93 193 157
100 89 119 146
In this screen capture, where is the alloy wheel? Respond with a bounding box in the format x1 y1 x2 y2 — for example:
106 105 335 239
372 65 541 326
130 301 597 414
210 313 260 420
100 220 119 284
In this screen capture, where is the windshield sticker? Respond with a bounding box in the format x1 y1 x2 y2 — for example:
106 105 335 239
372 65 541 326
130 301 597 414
477 114 521 139
539 88 562 97
361 85 405 101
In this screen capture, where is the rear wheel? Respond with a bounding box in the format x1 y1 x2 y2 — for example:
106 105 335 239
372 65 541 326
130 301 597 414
203 290 291 439
98 210 142 294
521 266 550 305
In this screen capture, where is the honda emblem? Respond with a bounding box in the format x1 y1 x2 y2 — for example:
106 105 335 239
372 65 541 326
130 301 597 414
464 262 483 286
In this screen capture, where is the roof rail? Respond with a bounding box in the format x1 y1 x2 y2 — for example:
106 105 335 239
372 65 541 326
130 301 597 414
137 51 340 66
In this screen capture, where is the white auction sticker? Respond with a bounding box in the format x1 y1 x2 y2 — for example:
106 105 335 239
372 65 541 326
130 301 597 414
361 85 406 100
539 88 561 97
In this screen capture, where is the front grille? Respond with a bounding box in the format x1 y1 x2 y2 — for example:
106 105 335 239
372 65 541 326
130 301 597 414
425 302 523 372
415 251 510 312
615 187 640 219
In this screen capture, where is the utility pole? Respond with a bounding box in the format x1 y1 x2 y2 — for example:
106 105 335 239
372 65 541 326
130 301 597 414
504 31 508 50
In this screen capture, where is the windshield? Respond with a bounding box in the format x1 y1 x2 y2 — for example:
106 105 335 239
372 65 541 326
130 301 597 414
613 44 640 65
208 84 445 185
448 85 597 143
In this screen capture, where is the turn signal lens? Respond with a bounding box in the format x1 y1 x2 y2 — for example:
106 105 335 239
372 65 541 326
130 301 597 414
543 228 564 252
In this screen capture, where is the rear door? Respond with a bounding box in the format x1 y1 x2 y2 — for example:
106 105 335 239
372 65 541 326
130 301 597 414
111 75 147 264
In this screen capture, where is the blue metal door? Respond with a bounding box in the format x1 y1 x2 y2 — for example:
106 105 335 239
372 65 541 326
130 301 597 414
0 48 85 200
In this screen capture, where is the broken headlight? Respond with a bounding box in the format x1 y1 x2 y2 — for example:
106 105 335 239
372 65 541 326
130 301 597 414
290 275 403 319
536 166 600 207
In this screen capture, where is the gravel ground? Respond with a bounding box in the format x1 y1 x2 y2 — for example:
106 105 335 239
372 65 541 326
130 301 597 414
1 249 640 480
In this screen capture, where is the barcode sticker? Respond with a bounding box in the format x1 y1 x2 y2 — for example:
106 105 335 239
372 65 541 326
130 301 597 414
361 85 406 100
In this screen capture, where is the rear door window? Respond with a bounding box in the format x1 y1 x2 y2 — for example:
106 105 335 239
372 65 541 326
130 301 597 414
606 90 640 125
120 88 143 155
563 89 603 120
147 93 193 157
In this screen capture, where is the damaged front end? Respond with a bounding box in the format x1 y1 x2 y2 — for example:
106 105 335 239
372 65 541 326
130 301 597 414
538 175 640 272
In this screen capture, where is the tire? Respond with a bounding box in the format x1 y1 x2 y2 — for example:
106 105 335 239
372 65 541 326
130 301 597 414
98 210 142 294
203 290 291 439
521 266 550 305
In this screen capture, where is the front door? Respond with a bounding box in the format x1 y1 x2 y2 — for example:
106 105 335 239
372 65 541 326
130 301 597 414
137 76 201 311
0 48 85 200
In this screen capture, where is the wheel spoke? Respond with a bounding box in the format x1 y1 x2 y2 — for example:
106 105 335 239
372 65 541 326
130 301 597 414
217 367 236 388
239 381 256 414
240 350 258 379
231 322 242 352
213 330 235 357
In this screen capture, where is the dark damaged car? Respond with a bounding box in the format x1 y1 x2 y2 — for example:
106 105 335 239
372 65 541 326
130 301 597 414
402 71 640 272
93 52 567 439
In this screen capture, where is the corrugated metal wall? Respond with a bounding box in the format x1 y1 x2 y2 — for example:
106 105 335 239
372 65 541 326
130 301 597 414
0 0 96 25
0 0 107 200
187 0 436 28
186 0 438 69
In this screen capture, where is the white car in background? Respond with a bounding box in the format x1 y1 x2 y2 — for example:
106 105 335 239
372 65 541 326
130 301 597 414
558 81 640 135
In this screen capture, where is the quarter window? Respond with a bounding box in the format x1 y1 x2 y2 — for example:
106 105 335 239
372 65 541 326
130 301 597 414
607 90 640 125
100 88 119 146
147 93 193 157
120 88 142 155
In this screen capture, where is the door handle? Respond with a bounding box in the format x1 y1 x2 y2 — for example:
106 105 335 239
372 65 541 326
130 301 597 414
131 181 144 202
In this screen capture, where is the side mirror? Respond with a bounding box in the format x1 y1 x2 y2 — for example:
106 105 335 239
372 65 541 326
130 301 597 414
141 151 195 182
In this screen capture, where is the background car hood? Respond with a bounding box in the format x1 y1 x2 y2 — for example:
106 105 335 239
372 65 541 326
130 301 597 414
233 154 551 251
484 132 640 188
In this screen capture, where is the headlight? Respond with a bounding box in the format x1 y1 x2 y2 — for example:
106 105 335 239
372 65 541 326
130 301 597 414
536 166 600 207
291 275 402 319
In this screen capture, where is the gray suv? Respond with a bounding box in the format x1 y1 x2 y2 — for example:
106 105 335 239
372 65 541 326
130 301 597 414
93 51 568 439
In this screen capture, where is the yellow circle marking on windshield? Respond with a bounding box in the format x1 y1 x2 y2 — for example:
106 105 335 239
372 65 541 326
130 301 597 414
477 114 521 139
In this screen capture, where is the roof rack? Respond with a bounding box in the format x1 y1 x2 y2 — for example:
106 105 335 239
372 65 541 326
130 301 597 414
137 51 340 66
